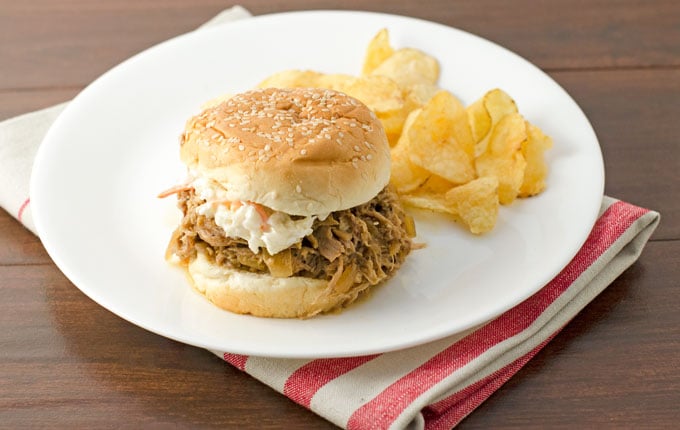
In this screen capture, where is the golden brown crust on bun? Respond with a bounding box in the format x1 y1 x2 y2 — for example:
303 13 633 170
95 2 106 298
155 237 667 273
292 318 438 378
180 88 391 216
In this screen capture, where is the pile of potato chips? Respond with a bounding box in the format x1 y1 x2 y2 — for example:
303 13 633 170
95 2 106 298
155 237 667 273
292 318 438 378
257 29 552 234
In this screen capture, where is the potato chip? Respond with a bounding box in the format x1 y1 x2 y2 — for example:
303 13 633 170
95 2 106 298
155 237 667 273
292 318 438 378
407 90 476 184
484 88 519 123
380 109 411 146
201 93 233 109
405 82 441 111
399 107 421 138
257 69 323 88
519 122 553 197
466 98 492 147
475 113 528 205
445 177 499 234
362 28 394 75
370 48 440 88
315 73 352 86
390 109 430 191
419 174 455 194
390 144 431 193
399 177 498 234
468 89 519 156
400 191 454 214
316 75 395 111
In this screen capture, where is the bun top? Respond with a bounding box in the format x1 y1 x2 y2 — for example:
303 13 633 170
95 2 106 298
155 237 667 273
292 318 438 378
180 88 391 216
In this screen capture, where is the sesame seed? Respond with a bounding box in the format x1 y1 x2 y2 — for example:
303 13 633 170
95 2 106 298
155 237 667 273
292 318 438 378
366 154 372 160
300 149 307 155
238 145 245 151
295 185 302 193
353 145 360 152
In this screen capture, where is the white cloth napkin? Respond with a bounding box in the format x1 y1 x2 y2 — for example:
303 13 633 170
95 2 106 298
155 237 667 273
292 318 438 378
0 7 660 429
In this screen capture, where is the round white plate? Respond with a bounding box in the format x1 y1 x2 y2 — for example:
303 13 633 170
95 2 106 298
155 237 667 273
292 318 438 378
31 11 604 358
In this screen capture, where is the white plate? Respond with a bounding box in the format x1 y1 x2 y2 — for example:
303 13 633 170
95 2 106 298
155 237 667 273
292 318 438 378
31 11 604 358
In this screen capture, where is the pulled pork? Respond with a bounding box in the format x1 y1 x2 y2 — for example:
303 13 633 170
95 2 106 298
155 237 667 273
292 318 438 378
172 187 413 294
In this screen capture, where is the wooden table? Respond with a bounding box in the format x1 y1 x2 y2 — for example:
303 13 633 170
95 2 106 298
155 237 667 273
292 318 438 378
1 1 678 428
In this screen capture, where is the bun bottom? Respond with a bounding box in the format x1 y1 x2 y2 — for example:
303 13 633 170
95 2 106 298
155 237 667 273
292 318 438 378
181 247 369 318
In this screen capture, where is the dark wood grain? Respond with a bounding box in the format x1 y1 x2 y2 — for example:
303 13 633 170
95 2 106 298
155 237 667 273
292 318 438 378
0 210 50 265
0 88 79 121
2 1 679 89
1 0 678 428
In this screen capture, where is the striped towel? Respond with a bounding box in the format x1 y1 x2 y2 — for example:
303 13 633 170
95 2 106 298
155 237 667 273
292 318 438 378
0 7 660 429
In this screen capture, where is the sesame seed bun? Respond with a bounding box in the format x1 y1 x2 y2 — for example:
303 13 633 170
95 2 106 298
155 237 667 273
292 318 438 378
179 88 391 216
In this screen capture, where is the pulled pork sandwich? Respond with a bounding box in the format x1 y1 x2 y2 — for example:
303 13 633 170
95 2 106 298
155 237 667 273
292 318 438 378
163 87 414 318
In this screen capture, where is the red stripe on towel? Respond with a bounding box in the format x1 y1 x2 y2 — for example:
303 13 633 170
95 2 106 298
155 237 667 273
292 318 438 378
223 353 249 371
346 201 647 429
17 197 30 222
283 355 380 408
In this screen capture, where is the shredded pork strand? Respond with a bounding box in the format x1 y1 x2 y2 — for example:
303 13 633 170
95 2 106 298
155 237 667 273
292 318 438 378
172 187 413 294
